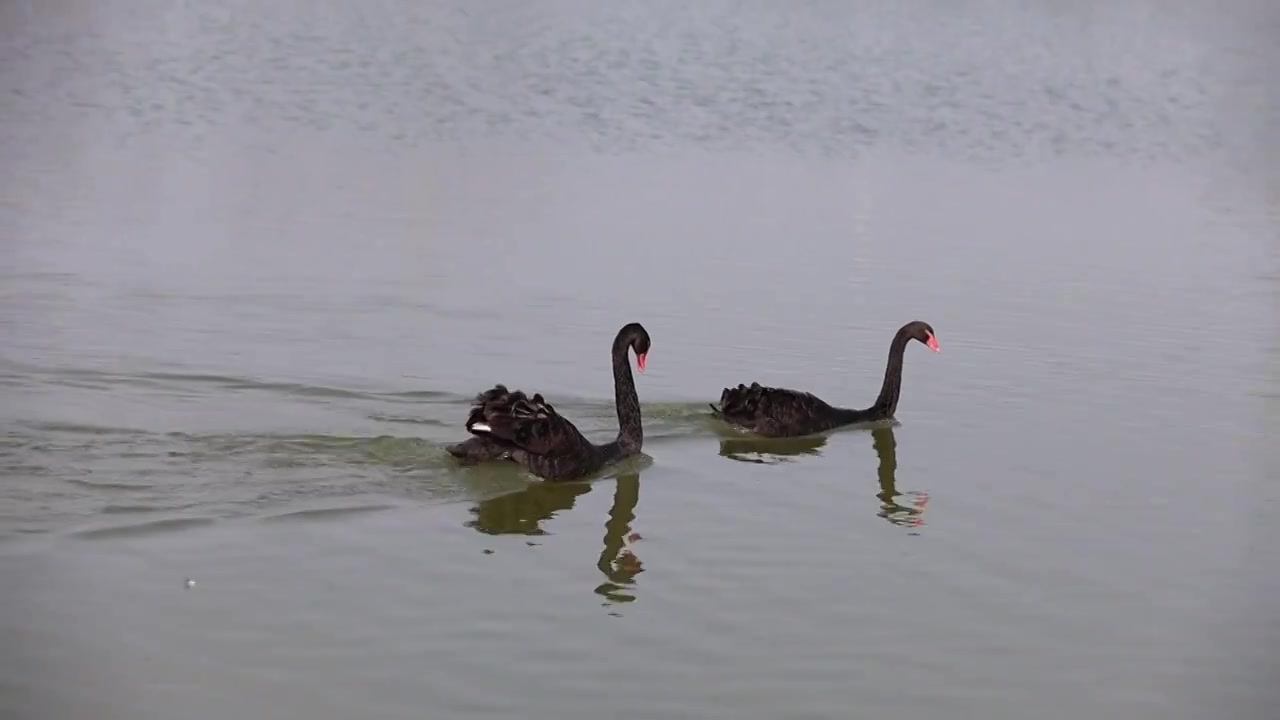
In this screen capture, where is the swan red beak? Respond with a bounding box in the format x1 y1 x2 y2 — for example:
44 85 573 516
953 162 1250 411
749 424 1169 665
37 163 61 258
636 352 647 372
926 334 940 352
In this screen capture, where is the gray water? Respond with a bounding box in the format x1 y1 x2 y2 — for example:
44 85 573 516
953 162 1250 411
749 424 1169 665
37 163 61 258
3 1 1279 718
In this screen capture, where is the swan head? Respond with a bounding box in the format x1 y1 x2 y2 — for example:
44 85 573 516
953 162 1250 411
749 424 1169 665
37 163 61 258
616 322 652 372
903 321 940 353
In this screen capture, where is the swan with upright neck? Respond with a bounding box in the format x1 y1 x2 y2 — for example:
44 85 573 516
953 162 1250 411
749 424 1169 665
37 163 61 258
709 321 939 437
446 322 651 481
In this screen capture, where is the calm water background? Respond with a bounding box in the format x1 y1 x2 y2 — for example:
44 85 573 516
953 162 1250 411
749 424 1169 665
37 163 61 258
3 1 1279 718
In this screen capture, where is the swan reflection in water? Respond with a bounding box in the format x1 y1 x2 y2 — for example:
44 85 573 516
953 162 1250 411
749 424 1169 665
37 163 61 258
717 425 929 529
465 473 645 609
871 426 930 530
716 434 829 464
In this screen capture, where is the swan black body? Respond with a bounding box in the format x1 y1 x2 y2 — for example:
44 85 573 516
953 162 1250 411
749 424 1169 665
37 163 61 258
446 323 651 481
710 321 939 437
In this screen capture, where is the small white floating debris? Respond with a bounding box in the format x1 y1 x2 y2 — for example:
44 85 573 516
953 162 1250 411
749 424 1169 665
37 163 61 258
184 577 196 589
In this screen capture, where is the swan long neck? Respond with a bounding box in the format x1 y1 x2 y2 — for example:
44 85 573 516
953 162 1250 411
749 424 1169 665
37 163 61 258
869 328 913 418
611 338 643 453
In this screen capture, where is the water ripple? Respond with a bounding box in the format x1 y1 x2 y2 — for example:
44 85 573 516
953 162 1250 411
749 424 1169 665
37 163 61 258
71 517 218 541
261 504 400 523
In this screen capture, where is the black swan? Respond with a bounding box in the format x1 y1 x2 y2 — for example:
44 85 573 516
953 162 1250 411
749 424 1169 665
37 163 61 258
709 320 939 438
445 322 651 481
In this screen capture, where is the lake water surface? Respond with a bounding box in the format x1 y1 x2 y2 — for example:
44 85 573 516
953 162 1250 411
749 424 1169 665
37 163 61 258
2 1 1279 718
